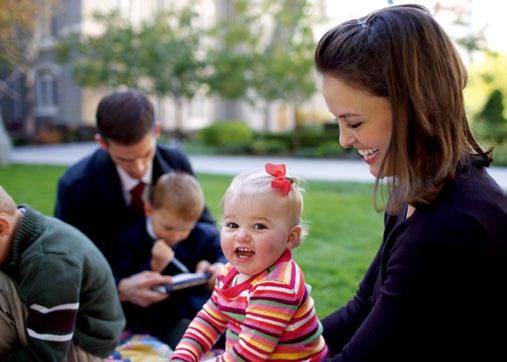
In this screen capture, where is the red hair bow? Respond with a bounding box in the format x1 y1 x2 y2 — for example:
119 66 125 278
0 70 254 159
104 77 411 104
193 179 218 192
265 163 292 196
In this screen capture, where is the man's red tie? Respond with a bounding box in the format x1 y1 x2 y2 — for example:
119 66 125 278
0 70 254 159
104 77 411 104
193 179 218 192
130 182 145 213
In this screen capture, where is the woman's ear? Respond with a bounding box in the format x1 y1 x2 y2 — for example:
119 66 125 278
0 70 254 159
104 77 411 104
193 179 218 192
287 225 302 249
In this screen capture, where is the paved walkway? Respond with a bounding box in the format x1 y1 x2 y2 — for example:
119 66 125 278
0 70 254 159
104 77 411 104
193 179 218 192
9 142 507 188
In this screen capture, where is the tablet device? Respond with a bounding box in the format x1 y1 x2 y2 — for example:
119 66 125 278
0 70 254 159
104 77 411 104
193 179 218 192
153 272 211 293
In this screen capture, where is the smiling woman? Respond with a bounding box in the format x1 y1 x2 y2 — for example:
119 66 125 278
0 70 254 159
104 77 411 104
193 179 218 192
315 4 507 361
322 76 392 178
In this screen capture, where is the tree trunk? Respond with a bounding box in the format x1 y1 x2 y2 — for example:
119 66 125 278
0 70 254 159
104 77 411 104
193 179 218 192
174 97 184 140
263 102 270 131
0 106 13 166
24 68 36 137
291 104 300 152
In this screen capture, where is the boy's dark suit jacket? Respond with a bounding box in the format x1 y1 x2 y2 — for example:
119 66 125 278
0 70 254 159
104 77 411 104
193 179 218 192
116 219 226 281
116 218 226 337
54 144 215 270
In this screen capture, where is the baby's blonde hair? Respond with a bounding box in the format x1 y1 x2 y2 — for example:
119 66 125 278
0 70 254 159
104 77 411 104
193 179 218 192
223 169 307 239
148 172 205 221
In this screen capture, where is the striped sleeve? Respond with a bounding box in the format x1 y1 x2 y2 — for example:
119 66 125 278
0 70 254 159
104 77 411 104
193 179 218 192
171 293 228 361
26 302 79 342
6 253 83 361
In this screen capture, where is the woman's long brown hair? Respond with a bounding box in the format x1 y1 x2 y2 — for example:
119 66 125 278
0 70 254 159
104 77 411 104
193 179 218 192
315 4 491 213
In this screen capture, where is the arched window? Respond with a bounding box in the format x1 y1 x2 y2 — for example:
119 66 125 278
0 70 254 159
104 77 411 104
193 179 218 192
35 69 59 117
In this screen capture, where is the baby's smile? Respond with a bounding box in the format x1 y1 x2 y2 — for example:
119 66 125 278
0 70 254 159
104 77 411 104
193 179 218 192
235 247 255 259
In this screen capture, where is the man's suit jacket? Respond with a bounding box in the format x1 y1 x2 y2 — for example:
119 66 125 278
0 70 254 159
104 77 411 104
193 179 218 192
54 143 215 270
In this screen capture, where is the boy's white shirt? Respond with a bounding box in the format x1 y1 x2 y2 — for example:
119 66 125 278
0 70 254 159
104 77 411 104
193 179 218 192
146 217 157 240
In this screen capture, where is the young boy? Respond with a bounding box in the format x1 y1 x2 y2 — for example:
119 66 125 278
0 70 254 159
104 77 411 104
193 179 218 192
117 172 226 348
0 185 125 361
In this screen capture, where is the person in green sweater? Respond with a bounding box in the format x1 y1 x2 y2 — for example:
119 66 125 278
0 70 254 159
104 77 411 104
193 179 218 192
0 185 125 361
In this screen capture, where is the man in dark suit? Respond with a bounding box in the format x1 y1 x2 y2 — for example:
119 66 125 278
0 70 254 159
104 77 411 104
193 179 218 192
55 89 216 308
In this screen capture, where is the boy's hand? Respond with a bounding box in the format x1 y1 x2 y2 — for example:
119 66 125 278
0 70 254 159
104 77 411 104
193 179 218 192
118 271 172 307
195 260 224 290
151 239 174 272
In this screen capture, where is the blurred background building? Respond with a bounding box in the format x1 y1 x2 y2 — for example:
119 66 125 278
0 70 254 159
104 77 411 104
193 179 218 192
1 0 505 148
1 0 318 138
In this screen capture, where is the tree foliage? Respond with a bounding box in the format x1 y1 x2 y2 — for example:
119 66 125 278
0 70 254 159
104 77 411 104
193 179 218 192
205 0 262 100
250 0 319 144
465 53 507 117
57 12 140 88
0 0 59 135
0 0 46 69
206 0 319 106
252 0 316 104
56 0 320 135
57 4 205 133
473 88 507 145
58 7 205 96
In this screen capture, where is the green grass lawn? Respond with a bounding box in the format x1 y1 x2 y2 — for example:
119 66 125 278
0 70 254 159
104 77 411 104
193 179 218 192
0 164 383 317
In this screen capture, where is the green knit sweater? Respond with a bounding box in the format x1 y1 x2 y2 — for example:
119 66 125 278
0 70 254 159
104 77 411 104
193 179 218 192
0 205 125 361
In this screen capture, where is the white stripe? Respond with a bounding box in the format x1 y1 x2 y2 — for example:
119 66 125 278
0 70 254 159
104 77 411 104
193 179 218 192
27 329 74 342
254 285 295 294
238 289 249 297
29 302 79 314
238 339 269 359
247 314 287 328
181 351 196 360
286 310 316 331
292 265 301 291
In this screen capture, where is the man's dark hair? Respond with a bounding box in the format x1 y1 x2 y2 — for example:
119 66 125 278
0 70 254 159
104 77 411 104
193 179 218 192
96 90 155 145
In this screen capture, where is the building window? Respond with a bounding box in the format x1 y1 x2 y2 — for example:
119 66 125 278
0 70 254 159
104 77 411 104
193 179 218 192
35 70 58 117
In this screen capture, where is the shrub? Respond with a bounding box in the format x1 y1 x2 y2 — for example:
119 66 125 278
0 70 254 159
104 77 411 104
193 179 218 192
298 126 339 147
313 141 346 158
199 120 253 147
249 138 289 155
473 89 507 145
256 127 339 149
255 132 292 145
220 143 250 155
33 127 63 144
492 143 507 166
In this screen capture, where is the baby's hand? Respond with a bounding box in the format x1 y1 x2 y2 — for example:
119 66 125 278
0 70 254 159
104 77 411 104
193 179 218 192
151 239 175 272
196 260 224 290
